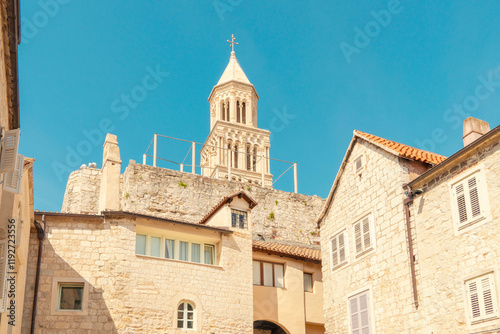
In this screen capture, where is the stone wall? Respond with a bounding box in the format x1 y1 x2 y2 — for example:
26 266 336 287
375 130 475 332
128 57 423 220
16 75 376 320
23 214 254 333
409 139 500 333
62 162 325 245
319 139 418 333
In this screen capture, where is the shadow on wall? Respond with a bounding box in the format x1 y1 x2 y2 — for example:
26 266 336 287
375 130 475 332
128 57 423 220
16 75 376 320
21 233 118 333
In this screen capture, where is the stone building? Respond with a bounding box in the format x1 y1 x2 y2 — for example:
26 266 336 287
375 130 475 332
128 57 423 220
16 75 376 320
318 117 500 333
0 1 36 333
21 47 326 334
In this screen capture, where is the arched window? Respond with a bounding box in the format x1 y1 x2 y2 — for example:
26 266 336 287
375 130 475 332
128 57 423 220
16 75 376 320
236 101 241 123
242 102 246 124
227 143 232 166
253 146 258 172
234 145 238 169
246 145 251 171
226 101 230 121
177 301 195 329
221 101 225 121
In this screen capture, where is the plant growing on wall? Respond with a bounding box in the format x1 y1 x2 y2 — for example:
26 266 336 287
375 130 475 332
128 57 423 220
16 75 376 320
179 181 187 188
269 212 275 221
275 200 278 206
125 193 130 199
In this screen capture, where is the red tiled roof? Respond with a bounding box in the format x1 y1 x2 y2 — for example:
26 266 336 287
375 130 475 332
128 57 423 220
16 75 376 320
252 240 321 262
355 130 447 165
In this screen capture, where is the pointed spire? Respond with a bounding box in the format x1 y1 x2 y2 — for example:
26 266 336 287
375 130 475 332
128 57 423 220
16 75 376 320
217 49 251 85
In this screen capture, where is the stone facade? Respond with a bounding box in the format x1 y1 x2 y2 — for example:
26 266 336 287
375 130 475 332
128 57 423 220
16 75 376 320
62 161 324 245
23 212 254 334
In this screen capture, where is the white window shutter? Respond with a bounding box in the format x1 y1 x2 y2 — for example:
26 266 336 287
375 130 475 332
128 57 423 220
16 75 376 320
350 296 360 334
0 239 8 313
339 232 345 263
468 176 482 219
362 217 371 250
3 154 23 194
350 291 371 334
354 222 362 254
466 274 499 323
455 182 468 224
331 237 338 267
0 129 20 173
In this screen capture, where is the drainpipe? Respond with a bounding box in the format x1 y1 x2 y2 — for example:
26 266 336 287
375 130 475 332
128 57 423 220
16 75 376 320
30 215 45 334
403 191 419 309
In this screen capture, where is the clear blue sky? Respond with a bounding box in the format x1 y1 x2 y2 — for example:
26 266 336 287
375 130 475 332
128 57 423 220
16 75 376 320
18 0 500 211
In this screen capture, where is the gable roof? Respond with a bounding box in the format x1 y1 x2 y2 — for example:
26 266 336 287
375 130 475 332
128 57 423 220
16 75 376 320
217 51 251 86
199 191 257 225
252 240 321 262
316 130 447 227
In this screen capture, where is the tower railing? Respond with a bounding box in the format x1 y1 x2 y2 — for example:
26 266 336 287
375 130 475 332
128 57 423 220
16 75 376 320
142 133 298 193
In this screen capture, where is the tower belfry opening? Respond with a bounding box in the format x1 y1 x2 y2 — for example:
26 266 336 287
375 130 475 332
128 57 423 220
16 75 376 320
200 36 273 187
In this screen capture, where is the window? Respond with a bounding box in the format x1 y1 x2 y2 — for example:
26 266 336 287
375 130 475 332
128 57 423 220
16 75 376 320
204 244 215 265
237 101 241 123
242 102 246 124
58 283 84 311
304 273 313 292
231 209 247 229
135 233 217 265
465 273 499 324
246 145 251 171
177 301 195 330
349 290 372 334
253 147 257 172
253 260 284 288
450 168 490 231
234 145 238 169
354 156 363 173
354 215 374 257
331 230 348 269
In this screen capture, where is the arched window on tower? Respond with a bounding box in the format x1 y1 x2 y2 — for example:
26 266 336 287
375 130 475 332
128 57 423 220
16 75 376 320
246 145 251 171
221 101 225 121
236 101 241 123
226 141 232 166
226 101 230 121
234 145 238 169
253 146 258 172
242 102 246 124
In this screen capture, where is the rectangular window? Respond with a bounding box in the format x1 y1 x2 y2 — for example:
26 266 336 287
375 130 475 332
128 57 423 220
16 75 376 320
179 241 189 261
165 239 175 259
354 216 374 257
331 230 348 269
58 283 84 311
204 244 215 265
465 273 499 324
191 243 201 263
304 273 313 292
451 169 490 231
349 290 372 334
354 156 363 172
150 236 161 257
253 260 284 288
136 234 146 255
231 209 248 229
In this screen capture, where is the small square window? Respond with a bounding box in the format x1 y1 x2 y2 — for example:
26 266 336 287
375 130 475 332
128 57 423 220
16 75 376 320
354 156 363 173
231 209 248 229
58 283 84 311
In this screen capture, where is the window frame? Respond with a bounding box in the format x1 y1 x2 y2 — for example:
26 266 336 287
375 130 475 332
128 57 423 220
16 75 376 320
353 214 375 259
51 277 89 316
135 233 218 266
347 288 375 334
330 228 349 270
354 155 364 174
231 209 248 229
465 272 499 325
304 272 314 293
177 301 196 330
252 260 285 288
57 283 84 311
449 164 491 235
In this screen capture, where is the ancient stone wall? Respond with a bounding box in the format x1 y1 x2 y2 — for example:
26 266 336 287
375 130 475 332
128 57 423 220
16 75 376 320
62 162 325 245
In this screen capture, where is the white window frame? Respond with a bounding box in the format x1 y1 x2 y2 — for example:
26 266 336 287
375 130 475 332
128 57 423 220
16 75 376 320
177 300 196 330
353 214 376 258
449 164 492 235
330 228 349 270
464 272 499 325
353 155 364 174
135 233 218 266
347 287 375 334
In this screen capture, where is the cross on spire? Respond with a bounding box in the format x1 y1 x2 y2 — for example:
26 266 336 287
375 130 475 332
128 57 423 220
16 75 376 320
227 34 238 52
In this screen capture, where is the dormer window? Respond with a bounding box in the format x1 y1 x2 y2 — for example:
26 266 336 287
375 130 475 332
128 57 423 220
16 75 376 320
231 209 248 229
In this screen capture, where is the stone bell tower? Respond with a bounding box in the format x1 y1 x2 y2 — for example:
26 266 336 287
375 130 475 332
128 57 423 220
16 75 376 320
200 35 272 187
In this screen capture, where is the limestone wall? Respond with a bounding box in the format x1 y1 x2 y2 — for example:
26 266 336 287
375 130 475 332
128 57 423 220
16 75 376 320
319 139 418 333
409 140 500 333
23 214 254 333
62 162 325 245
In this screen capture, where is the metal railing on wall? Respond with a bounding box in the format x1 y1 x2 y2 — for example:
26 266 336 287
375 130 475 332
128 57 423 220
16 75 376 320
142 133 298 193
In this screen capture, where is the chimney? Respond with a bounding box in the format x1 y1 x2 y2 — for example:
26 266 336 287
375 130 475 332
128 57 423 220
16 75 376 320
98 134 122 213
463 117 490 147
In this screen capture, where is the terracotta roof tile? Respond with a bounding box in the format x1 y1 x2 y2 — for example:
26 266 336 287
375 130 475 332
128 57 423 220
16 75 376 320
355 130 447 165
252 240 321 262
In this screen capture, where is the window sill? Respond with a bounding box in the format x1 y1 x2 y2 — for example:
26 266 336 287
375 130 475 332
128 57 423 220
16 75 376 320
135 254 222 269
471 315 499 326
457 215 487 232
332 261 348 272
355 248 375 261
253 284 285 289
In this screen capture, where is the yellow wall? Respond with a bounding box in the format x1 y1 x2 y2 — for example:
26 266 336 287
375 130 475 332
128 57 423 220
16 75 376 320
253 252 324 334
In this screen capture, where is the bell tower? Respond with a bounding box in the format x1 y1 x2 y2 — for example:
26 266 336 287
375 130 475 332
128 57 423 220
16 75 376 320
200 35 272 187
